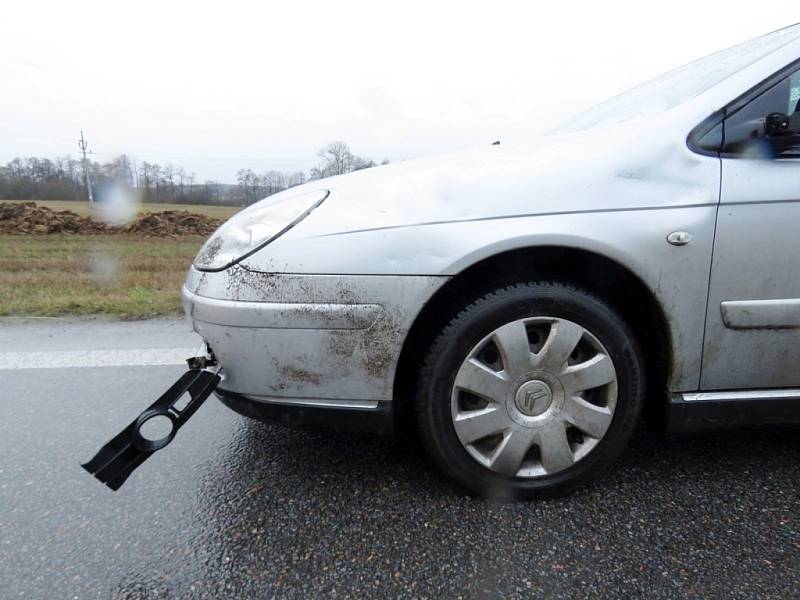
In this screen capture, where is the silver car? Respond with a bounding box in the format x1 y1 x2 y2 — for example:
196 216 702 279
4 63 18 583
182 26 800 498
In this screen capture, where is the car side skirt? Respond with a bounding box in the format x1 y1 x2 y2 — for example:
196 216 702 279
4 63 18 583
666 388 800 432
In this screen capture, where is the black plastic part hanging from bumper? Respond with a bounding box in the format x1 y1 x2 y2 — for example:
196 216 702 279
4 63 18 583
81 368 221 491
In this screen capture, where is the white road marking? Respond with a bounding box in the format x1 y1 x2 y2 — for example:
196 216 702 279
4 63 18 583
0 348 199 370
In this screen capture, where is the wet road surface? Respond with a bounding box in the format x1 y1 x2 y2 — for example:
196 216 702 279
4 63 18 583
1 319 799 598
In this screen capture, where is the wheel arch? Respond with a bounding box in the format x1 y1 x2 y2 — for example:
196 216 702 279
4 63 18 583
392 245 672 432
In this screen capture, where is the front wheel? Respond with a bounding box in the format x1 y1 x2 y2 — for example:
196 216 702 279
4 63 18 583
416 282 645 499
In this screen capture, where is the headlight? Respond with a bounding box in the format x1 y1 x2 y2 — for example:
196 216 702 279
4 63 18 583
193 189 329 271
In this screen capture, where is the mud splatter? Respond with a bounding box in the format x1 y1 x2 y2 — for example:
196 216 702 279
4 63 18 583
196 236 224 267
278 365 323 386
361 308 404 380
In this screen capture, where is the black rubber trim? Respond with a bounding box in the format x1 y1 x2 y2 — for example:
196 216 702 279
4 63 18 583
665 393 800 432
687 113 725 156
217 389 394 436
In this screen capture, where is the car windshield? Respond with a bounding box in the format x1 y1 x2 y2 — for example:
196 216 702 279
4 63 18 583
552 25 800 134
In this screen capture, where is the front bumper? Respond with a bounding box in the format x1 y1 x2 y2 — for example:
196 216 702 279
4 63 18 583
182 265 446 416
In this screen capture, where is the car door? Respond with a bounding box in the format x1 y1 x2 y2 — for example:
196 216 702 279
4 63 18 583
701 63 800 390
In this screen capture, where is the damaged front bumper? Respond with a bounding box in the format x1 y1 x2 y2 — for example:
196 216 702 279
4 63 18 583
181 265 446 411
82 267 446 490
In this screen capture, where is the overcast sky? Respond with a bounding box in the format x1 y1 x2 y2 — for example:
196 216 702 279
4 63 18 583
1 1 798 182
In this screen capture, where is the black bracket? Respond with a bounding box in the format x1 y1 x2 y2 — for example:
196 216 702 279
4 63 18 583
81 368 221 490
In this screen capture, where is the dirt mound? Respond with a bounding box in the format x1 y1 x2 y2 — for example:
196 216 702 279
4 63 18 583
0 202 222 236
122 211 221 236
0 201 107 234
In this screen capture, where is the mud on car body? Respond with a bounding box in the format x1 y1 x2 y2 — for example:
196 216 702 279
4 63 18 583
87 25 800 498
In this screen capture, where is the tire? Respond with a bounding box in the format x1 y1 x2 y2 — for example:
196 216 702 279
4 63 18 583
416 282 645 500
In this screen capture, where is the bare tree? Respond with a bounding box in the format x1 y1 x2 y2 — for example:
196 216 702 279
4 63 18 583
351 156 376 171
151 164 162 201
311 141 354 178
176 167 187 198
162 164 175 196
106 154 134 184
310 142 381 179
237 168 257 204
289 171 307 187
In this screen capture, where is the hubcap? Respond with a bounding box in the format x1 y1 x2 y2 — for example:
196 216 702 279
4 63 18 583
450 316 618 478
514 380 552 416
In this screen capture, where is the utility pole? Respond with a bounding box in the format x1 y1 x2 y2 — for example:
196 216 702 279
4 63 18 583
78 131 94 206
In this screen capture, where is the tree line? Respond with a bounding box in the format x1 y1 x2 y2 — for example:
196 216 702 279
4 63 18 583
0 141 388 206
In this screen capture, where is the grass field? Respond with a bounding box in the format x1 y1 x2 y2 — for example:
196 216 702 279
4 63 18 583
0 234 205 318
2 199 241 220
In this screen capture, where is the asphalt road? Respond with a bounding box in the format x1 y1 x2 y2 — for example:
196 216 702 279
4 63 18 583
1 318 799 599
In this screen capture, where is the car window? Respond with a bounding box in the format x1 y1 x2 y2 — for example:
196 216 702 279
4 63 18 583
553 25 800 134
723 64 800 158
788 71 800 113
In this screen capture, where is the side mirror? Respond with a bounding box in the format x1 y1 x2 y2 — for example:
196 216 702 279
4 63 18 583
766 112 791 136
764 112 800 156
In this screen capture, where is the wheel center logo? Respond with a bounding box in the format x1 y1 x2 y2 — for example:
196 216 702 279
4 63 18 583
515 381 552 416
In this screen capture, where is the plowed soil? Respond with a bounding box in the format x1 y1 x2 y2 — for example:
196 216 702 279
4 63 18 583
0 202 221 236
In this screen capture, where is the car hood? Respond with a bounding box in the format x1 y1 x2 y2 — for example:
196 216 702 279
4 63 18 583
287 120 709 238
234 113 718 280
